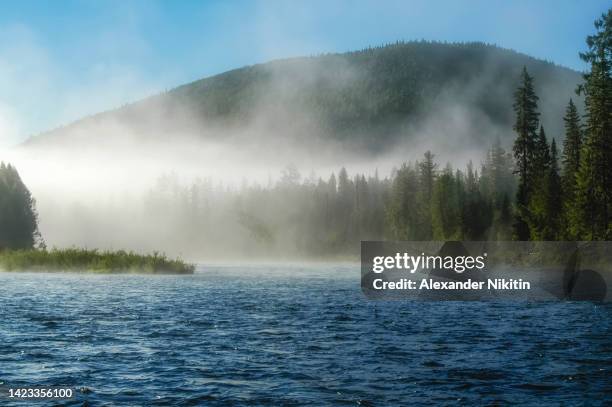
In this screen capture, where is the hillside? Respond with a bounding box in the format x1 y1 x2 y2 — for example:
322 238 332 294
9 41 593 257
23 41 582 155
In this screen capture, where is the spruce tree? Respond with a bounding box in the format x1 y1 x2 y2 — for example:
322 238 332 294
544 139 563 239
417 151 437 239
0 163 43 249
573 10 612 239
419 151 437 203
497 194 513 240
535 126 551 174
482 140 515 240
386 163 419 239
487 138 515 207
526 127 552 239
512 67 540 240
335 167 353 246
561 99 582 238
462 161 492 240
431 165 461 239
562 99 583 183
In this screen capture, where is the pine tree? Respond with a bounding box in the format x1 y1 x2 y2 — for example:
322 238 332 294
562 99 583 183
481 140 515 239
527 127 556 239
419 151 437 203
573 10 612 239
497 193 513 240
0 163 43 249
512 67 540 240
461 161 492 239
561 99 583 238
544 139 563 239
335 167 353 247
431 165 461 239
386 163 419 239
417 151 437 239
535 126 551 174
486 138 515 207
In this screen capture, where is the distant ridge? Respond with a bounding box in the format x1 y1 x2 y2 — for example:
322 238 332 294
24 41 582 151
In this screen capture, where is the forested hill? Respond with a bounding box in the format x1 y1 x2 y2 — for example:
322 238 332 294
24 41 582 152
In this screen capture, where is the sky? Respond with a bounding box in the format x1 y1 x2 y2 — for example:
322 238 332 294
0 0 609 146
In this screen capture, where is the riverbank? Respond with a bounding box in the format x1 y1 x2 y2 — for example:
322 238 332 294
0 248 195 274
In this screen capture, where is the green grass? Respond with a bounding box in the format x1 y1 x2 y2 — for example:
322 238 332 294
0 248 195 274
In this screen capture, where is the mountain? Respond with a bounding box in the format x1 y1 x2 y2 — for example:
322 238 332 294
11 41 587 255
23 41 582 155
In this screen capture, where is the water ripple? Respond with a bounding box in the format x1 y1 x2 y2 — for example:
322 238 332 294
0 266 610 405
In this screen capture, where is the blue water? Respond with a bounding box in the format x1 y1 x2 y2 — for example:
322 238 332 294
0 265 610 406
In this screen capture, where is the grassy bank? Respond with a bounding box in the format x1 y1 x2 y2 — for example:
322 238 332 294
0 248 195 274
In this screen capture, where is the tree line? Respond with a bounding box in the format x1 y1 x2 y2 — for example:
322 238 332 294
512 10 611 240
140 10 610 256
139 142 513 257
0 10 609 255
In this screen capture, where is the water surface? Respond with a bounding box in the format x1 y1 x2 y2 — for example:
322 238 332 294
0 265 610 405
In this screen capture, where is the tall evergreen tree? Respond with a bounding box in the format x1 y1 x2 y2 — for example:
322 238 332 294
431 165 461 239
561 99 583 238
481 140 515 239
543 139 563 239
573 10 612 239
512 67 540 240
0 163 43 249
561 99 583 182
417 151 437 239
419 151 437 203
485 138 515 207
334 167 353 247
462 161 493 239
386 163 419 239
527 127 554 239
497 193 513 240
534 126 551 174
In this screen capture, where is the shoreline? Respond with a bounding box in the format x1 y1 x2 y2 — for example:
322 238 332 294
0 248 195 275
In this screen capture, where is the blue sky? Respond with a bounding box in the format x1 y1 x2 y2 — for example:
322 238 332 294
0 0 609 145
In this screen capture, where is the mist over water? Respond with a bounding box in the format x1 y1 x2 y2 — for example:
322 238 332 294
7 125 500 258
2 43 584 259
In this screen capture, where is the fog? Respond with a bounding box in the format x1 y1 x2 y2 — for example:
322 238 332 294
1 44 583 260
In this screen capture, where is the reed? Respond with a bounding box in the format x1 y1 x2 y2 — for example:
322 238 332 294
0 248 195 274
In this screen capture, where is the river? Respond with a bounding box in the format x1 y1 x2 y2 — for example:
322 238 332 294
0 265 610 405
